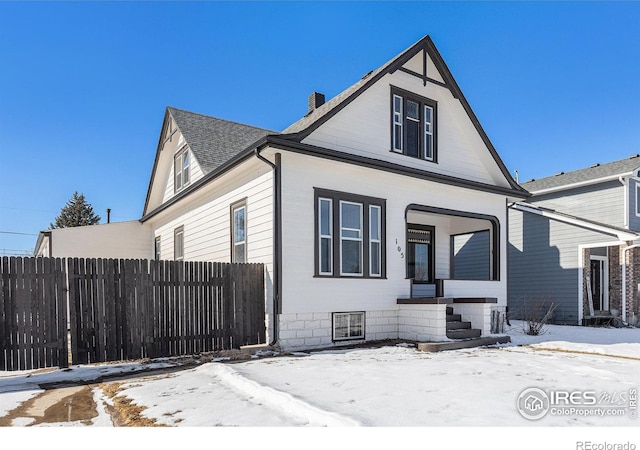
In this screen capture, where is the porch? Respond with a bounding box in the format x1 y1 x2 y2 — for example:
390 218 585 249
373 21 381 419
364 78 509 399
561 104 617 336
395 205 510 350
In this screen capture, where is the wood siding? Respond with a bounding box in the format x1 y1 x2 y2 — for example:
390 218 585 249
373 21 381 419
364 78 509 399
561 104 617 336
279 151 508 314
301 65 511 189
508 207 620 325
452 230 490 280
530 181 625 228
149 160 274 306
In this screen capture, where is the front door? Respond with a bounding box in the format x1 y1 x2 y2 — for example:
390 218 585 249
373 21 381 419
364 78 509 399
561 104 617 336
589 257 608 312
407 224 434 283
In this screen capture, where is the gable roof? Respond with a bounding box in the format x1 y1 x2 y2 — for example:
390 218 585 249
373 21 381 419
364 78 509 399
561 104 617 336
522 154 640 194
143 35 529 220
280 35 527 196
168 106 276 174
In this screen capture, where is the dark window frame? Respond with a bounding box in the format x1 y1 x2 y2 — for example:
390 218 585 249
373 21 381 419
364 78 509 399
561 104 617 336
332 311 366 342
314 188 386 279
390 86 438 163
406 223 435 283
230 198 248 263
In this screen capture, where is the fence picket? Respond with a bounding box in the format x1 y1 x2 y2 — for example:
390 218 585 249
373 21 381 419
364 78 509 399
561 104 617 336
1 257 265 370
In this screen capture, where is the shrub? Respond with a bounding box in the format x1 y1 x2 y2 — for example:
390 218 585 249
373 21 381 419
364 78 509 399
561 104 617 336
522 300 557 336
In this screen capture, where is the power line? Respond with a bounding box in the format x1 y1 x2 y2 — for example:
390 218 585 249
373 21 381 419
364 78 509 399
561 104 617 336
0 231 38 236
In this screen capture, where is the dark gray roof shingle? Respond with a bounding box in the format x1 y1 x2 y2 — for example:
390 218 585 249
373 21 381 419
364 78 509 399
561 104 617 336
522 154 640 192
168 107 276 174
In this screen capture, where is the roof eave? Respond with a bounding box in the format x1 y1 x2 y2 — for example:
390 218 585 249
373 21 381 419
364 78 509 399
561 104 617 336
526 171 633 196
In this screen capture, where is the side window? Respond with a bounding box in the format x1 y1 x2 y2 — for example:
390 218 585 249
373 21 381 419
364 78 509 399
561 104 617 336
231 200 247 263
391 88 437 162
174 227 184 261
155 236 161 260
174 149 191 192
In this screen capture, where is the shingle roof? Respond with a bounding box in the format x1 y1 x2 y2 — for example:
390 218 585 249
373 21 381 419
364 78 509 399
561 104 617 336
522 154 640 193
282 65 390 135
167 106 276 174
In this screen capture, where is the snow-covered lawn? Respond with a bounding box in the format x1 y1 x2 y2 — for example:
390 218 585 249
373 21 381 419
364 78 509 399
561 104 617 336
1 321 639 447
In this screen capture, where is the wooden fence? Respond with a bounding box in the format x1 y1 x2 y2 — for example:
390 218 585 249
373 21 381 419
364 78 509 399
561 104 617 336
0 257 265 371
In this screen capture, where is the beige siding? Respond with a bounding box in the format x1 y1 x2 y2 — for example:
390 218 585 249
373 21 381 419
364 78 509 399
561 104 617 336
42 221 153 259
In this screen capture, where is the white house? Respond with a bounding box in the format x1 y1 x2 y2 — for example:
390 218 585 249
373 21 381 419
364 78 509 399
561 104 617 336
38 36 529 350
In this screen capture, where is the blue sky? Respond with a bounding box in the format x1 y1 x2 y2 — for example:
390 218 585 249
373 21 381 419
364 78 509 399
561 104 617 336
1 1 639 255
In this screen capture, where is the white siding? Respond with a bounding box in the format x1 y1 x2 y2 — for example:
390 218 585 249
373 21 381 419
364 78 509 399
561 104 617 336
278 151 508 315
301 70 511 189
162 146 205 204
146 124 207 213
148 158 273 272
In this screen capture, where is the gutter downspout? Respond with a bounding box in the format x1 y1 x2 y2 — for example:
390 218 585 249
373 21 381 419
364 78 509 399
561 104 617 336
255 148 282 346
622 243 640 323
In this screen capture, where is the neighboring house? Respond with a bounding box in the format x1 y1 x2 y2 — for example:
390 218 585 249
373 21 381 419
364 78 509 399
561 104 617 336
34 220 152 259
509 155 640 327
36 35 529 350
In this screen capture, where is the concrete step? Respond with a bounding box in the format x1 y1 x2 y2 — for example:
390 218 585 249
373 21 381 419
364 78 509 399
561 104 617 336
417 335 511 352
446 328 482 339
446 321 472 330
446 314 462 322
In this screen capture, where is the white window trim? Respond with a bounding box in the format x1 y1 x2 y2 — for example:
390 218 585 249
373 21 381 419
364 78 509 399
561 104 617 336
332 312 365 341
424 104 434 162
174 148 191 192
232 203 247 263
369 205 382 277
339 200 363 276
318 197 333 275
635 184 640 217
174 227 184 261
392 94 403 152
154 236 161 261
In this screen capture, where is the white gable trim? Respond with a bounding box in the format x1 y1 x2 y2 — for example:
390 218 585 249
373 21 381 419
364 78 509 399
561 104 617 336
511 202 639 241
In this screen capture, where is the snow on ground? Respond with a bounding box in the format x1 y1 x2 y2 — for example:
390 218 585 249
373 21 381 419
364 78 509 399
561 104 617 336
1 321 639 447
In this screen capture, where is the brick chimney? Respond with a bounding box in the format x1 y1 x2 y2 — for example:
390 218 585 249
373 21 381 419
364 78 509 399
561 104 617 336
308 92 325 113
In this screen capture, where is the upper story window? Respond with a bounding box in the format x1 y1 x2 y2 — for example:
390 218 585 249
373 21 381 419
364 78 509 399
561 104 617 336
174 149 190 192
391 87 437 162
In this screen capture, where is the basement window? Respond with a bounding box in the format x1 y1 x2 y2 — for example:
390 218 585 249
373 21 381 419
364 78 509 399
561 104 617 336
332 312 365 341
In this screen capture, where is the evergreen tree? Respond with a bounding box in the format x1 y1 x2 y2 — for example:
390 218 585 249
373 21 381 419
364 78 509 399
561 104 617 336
50 192 101 229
